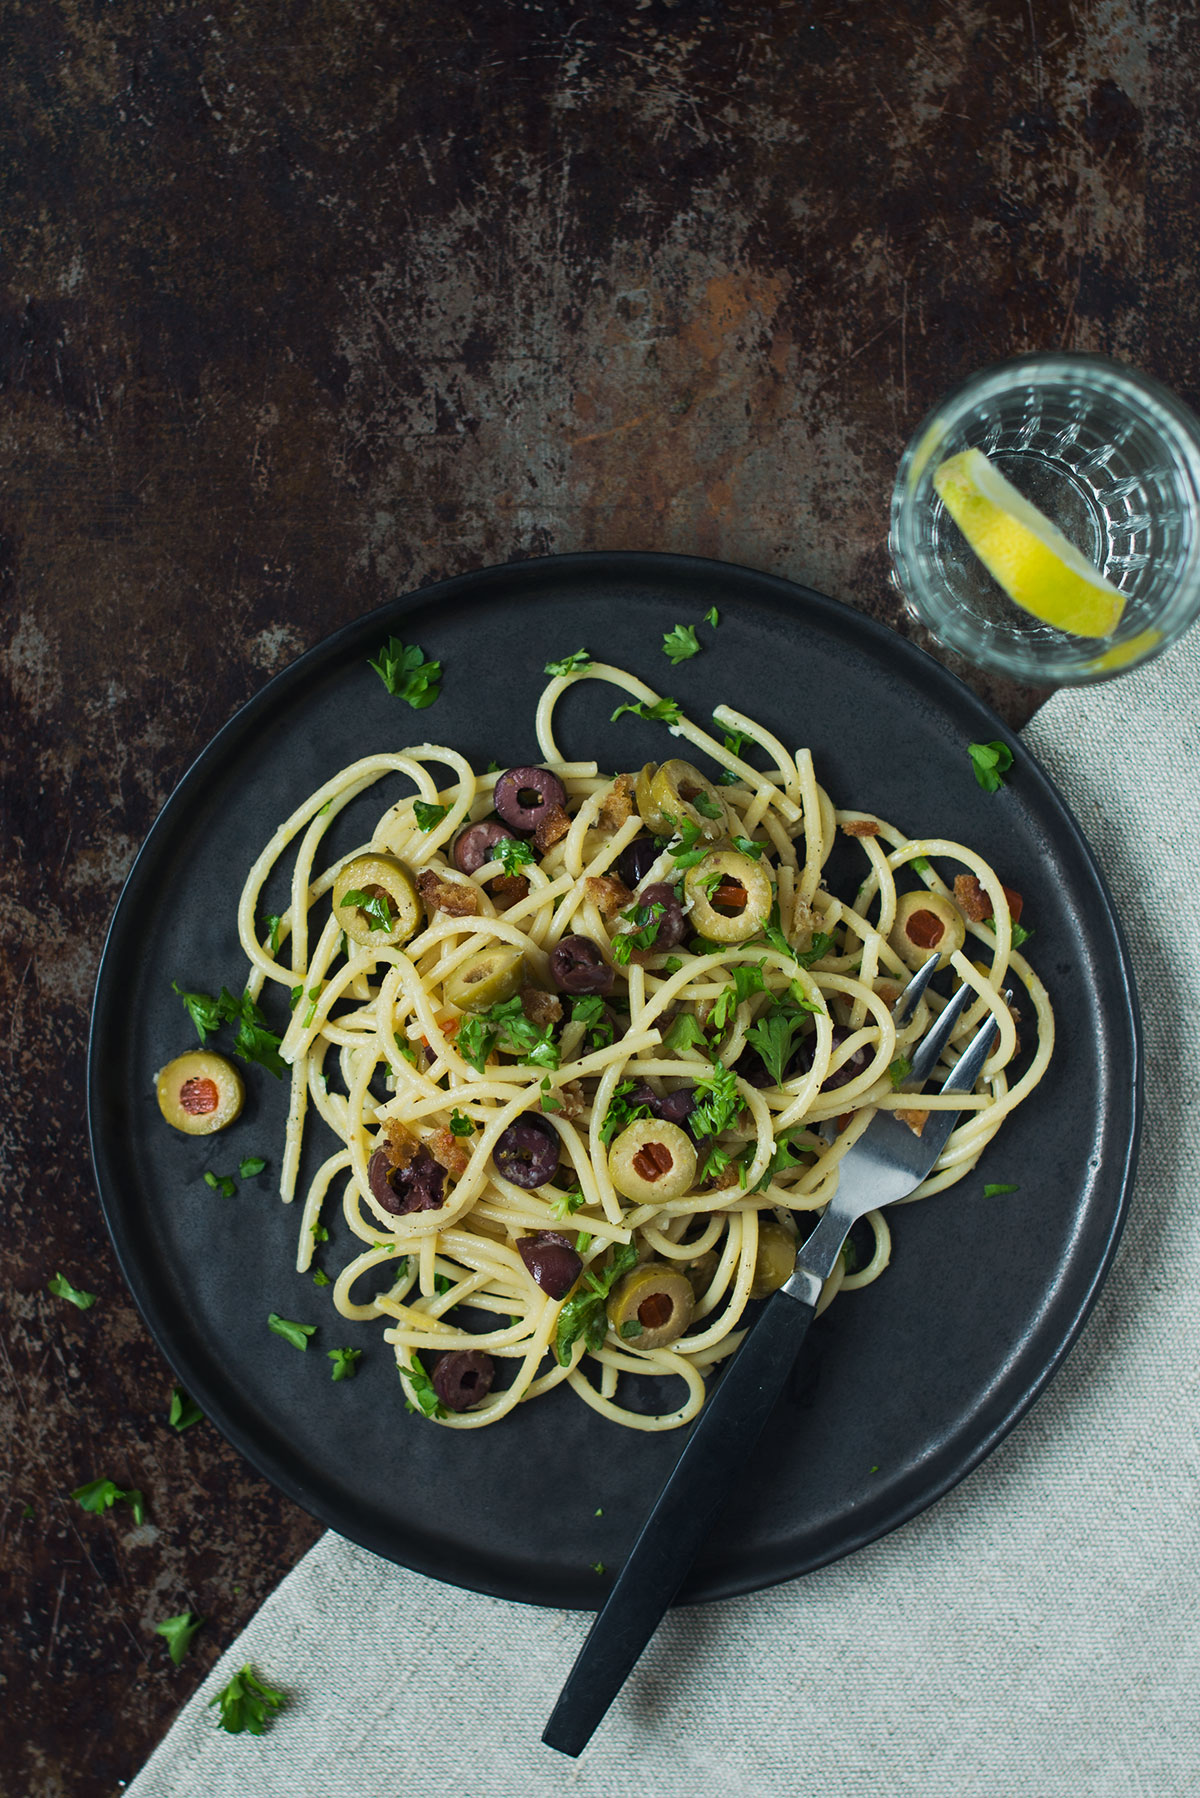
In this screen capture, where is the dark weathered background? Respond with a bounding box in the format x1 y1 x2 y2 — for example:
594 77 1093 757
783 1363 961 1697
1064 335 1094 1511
2 1 1196 1790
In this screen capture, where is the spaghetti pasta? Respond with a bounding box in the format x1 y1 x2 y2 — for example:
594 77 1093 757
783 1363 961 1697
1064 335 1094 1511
236 662 1054 1431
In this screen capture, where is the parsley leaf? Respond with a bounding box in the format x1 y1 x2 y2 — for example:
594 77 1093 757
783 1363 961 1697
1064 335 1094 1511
368 636 442 709
544 649 592 676
458 996 559 1073
238 1156 266 1179
413 800 450 831
983 1181 1020 1197
690 1060 742 1137
168 1387 204 1431
171 983 225 1044
968 740 1014 792
888 1056 912 1089
599 1079 655 1145
705 605 720 627
692 789 723 821
338 888 394 932
661 813 710 869
610 696 682 726
71 1478 145 1526
663 1013 709 1055
710 962 767 1034
328 1347 363 1381
554 1243 639 1366
155 1611 204 1665
744 995 818 1086
549 1185 587 1218
731 834 763 858
203 1170 237 1198
267 1313 316 1351
753 1135 810 1193
982 915 1034 949
449 1109 474 1136
403 1355 446 1418
612 898 667 964
209 1664 286 1736
910 855 931 875
47 1272 96 1310
662 623 700 665
795 931 833 969
493 835 536 876
265 914 283 954
177 985 286 1078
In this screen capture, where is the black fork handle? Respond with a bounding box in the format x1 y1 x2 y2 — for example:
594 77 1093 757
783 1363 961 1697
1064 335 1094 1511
542 1284 819 1757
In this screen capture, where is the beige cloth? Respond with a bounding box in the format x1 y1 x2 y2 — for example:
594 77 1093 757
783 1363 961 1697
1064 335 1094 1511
127 630 1200 1798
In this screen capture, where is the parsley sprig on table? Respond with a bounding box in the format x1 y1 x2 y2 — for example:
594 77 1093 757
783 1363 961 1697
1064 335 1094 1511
368 636 442 708
156 1611 204 1665
72 1477 146 1526
209 1664 287 1735
47 1272 96 1310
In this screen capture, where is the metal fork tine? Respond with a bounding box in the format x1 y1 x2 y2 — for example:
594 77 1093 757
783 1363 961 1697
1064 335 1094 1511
906 980 975 1084
891 952 940 1027
939 1004 1002 1094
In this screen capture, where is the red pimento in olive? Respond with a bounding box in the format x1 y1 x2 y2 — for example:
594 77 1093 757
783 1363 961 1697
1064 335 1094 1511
156 1051 244 1136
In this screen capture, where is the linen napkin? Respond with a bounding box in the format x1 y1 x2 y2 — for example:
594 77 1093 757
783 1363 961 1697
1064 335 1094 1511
125 629 1200 1798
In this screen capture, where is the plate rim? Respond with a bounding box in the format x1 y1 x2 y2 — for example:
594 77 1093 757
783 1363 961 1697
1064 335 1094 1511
86 549 1143 1608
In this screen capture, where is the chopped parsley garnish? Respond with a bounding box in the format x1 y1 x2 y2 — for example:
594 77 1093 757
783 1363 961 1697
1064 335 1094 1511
312 1269 330 1286
267 1313 316 1351
47 1272 96 1310
689 1060 742 1138
393 1031 418 1066
692 789 723 820
612 898 667 964
368 636 442 709
203 1171 237 1198
265 914 283 954
539 1076 562 1113
544 648 592 676
619 1318 643 1339
796 931 833 969
753 1134 809 1192
72 1478 145 1526
983 1182 1020 1197
209 1664 286 1736
662 956 683 974
968 740 1014 792
172 983 286 1077
710 962 766 1033
413 800 450 831
238 1156 266 1179
888 1056 913 1089
554 1242 639 1366
311 1222 330 1243
660 813 710 869
458 996 559 1073
663 1012 708 1055
705 605 720 627
403 1355 446 1418
731 834 763 858
339 888 394 932
610 696 682 726
549 1185 588 1218
328 1347 363 1381
910 855 931 875
662 623 700 665
743 990 821 1086
599 1079 655 1145
493 835 536 876
982 915 1034 949
168 1387 204 1431
449 1109 474 1136
156 1611 204 1665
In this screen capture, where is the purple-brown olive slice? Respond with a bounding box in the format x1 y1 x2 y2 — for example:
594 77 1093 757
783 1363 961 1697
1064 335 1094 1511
493 766 567 833
453 819 520 873
432 1349 495 1412
517 1230 582 1299
493 1117 560 1188
549 935 614 995
367 1144 446 1215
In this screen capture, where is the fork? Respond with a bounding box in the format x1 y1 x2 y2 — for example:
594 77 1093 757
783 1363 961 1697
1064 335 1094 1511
542 956 1002 1756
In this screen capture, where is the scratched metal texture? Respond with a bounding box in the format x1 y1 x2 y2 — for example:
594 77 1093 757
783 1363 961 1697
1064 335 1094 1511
1 1 1194 1791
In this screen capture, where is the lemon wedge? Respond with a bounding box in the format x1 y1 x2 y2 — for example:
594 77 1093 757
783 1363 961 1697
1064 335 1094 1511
933 448 1126 638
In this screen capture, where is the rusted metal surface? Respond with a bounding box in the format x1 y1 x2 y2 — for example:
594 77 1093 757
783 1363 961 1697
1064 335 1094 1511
1 1 1192 1790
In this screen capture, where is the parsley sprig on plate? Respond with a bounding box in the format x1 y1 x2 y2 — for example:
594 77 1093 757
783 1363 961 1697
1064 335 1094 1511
368 636 442 709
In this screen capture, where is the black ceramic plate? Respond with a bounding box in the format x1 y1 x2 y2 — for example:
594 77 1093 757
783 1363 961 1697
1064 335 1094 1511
88 552 1140 1610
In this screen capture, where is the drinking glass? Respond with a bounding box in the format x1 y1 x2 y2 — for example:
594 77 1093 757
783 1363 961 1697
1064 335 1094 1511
889 353 1200 683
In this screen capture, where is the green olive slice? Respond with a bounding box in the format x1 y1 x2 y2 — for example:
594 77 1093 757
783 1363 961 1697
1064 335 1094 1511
683 851 773 943
606 1262 695 1348
332 854 421 948
443 946 526 1013
749 1220 798 1299
889 889 966 971
607 1118 697 1202
155 1051 244 1135
645 758 728 841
